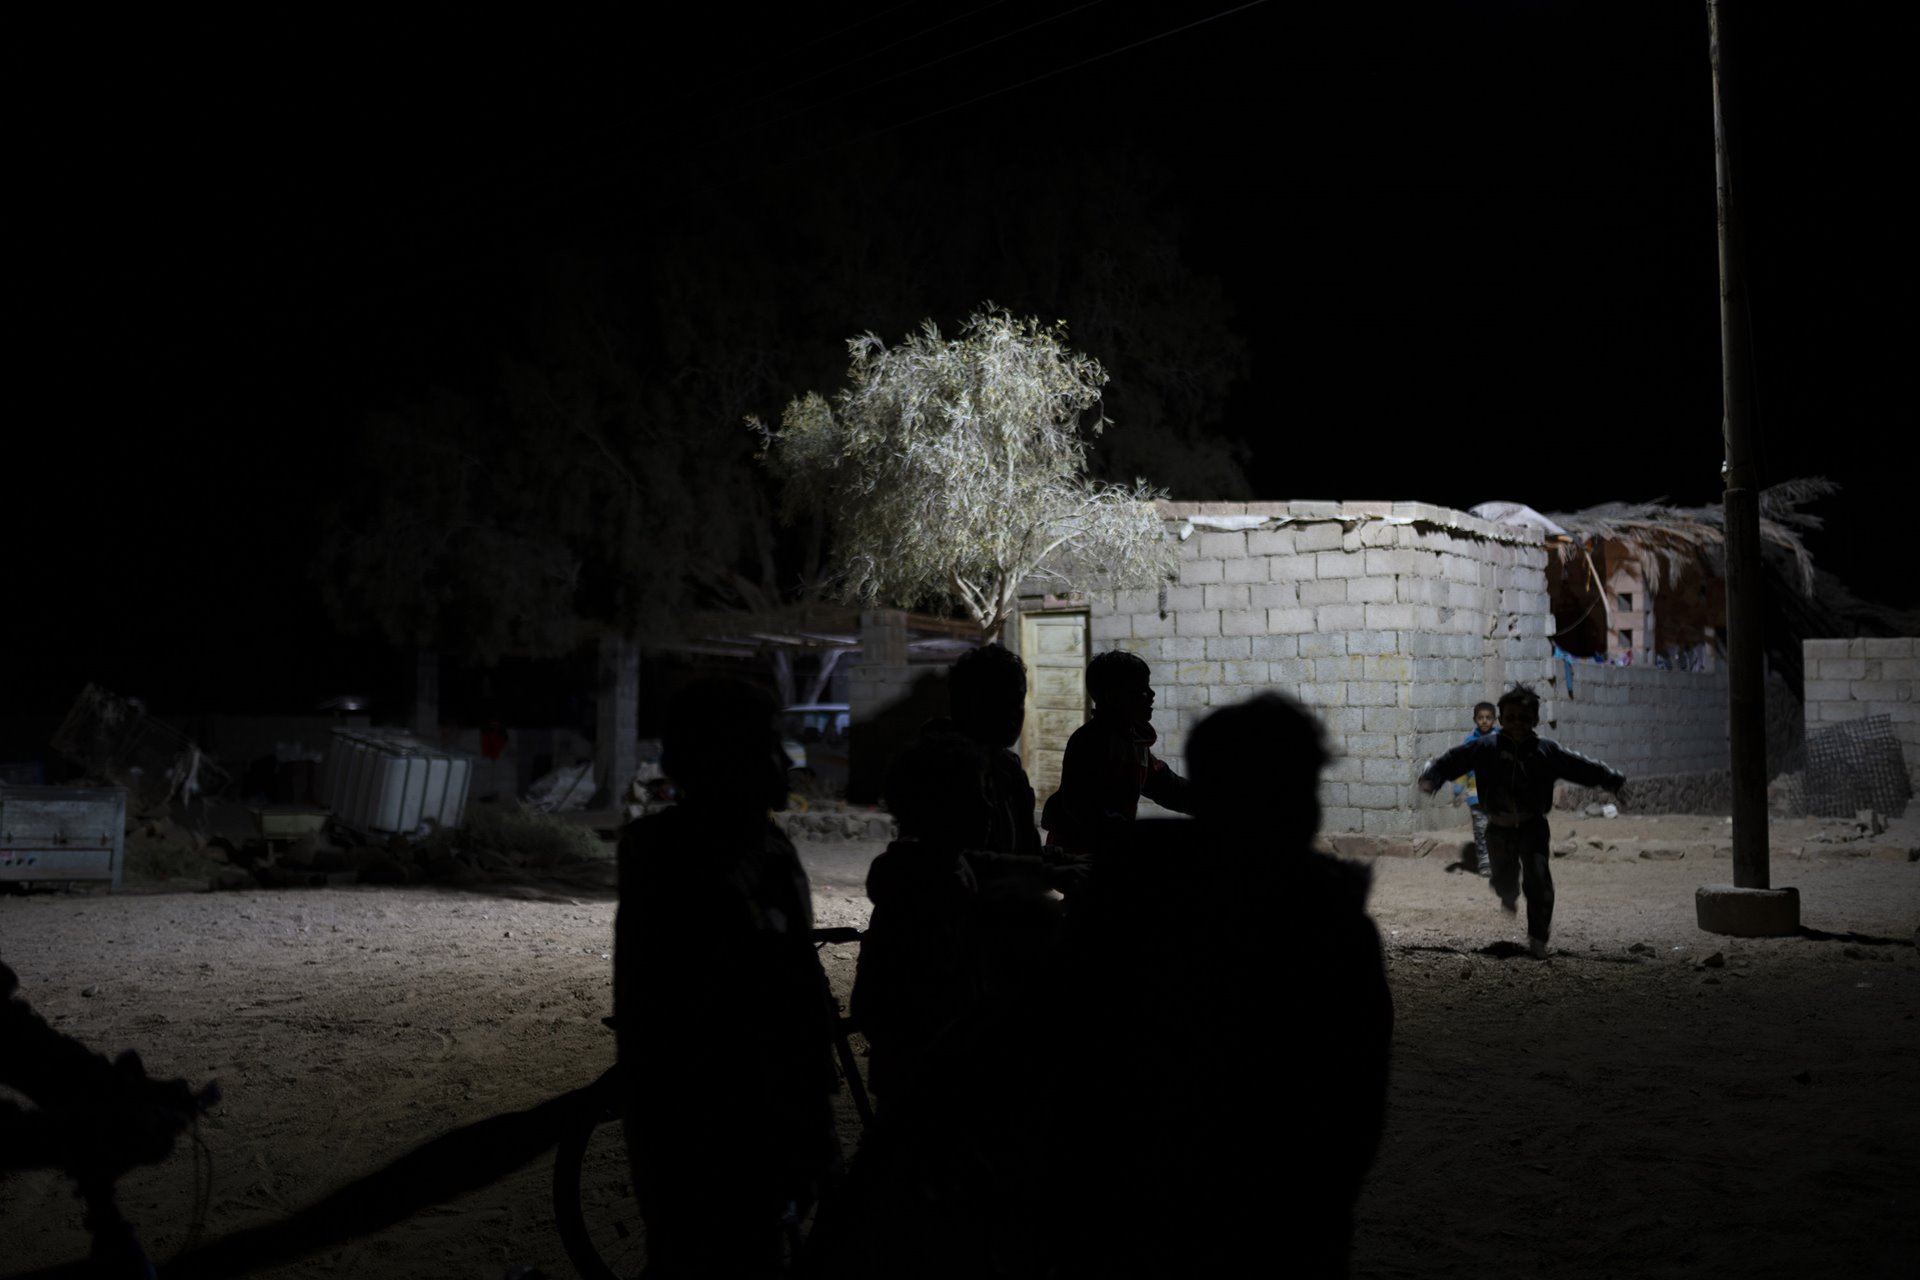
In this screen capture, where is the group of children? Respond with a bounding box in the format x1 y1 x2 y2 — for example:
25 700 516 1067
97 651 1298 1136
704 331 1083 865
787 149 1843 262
611 647 1623 1276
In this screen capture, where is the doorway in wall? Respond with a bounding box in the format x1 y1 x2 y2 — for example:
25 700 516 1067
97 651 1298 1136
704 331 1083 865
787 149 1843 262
1018 610 1088 803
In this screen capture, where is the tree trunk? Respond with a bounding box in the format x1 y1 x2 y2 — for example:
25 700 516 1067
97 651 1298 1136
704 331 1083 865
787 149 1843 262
594 632 640 809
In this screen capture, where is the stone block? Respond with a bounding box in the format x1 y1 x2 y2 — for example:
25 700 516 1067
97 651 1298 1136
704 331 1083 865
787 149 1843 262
1268 607 1317 634
1322 806 1364 834
1819 701 1869 721
1171 660 1220 685
1876 658 1919 681
1361 756 1409 783
1316 603 1366 631
1320 705 1363 732
1130 611 1174 638
1175 610 1221 637
1163 682 1210 710
1362 807 1415 835
1818 657 1867 680
1346 731 1397 758
1694 885 1800 937
1313 655 1366 681
1090 613 1130 641
1290 500 1341 519
1850 680 1910 703
1859 637 1911 658
1111 588 1158 615
1366 603 1417 630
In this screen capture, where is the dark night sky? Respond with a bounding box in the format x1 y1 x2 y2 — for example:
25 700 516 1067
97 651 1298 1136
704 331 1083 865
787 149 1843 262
10 2 1907 734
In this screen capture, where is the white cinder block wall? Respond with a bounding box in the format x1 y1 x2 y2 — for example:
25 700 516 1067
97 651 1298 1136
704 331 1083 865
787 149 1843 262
1802 637 1920 784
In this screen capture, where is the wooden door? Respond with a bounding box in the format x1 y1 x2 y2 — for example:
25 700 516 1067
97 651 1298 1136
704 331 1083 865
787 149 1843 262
1019 611 1089 805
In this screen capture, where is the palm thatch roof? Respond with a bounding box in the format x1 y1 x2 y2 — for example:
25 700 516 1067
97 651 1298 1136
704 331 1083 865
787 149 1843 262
1536 477 1838 598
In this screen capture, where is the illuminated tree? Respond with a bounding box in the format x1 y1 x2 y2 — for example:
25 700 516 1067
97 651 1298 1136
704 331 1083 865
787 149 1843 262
755 306 1173 643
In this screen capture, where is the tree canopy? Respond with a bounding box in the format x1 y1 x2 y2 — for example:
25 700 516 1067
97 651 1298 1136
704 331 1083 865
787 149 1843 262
755 306 1174 642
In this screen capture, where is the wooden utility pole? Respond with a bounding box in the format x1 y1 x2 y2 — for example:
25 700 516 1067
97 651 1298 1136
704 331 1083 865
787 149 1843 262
1709 0 1769 890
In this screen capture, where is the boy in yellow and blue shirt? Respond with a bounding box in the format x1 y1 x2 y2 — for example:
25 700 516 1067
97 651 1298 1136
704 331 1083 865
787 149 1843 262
1453 702 1496 877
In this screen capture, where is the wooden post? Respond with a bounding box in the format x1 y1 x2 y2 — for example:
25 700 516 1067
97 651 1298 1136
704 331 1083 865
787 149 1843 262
595 631 640 810
1709 0 1769 889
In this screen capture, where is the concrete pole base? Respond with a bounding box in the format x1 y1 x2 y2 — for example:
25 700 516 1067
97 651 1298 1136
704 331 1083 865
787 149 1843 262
1695 884 1801 937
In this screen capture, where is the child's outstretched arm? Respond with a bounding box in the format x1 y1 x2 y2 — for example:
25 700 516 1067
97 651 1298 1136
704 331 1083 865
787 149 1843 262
1417 741 1479 794
1543 741 1626 794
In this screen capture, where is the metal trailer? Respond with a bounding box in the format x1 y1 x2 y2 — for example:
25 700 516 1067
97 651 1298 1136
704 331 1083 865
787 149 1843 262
0 785 128 889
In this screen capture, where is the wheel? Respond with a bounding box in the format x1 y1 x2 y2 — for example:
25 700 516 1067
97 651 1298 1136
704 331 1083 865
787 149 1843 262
552 1069 647 1280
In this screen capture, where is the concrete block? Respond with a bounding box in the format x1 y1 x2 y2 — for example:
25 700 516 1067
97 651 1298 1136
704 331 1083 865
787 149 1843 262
1859 637 1912 658
1295 522 1343 552
1223 556 1268 584
1315 551 1362 580
1850 680 1910 703
1300 631 1349 658
1362 706 1412 733
1268 607 1317 634
1818 657 1867 680
1318 781 1350 807
1161 584 1204 612
1324 754 1364 782
1204 583 1250 612
1348 630 1401 656
1347 681 1399 708
1111 588 1159 615
1180 557 1225 586
1820 701 1869 721
1695 885 1800 937
1223 659 1270 685
1159 636 1206 661
1317 604 1366 631
1130 611 1174 638
1270 657 1313 685
1221 609 1267 637
1290 500 1341 519
1269 554 1319 582
1320 706 1363 733
1175 610 1221 637
1251 583 1300 609
1364 654 1411 682
1364 548 1423 578
1312 655 1366 681
1346 731 1397 758
1206 635 1252 660
1349 783 1403 809
1301 681 1348 708
1250 634 1299 660
1877 657 1919 681
1199 530 1247 560
1163 683 1211 710
1090 613 1130 641
1366 603 1417 630
1348 576 1397 604
1362 807 1415 835
1171 661 1220 686
1362 756 1409 783
1322 806 1364 834
1247 528 1297 556
1299 578 1348 606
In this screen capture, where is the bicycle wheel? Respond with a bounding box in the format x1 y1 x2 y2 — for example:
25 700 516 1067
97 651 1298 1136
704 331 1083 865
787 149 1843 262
552 1069 647 1280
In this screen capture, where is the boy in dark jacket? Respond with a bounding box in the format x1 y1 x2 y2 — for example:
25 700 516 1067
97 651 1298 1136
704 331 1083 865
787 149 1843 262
615 680 840 1277
1418 683 1628 958
1040 650 1192 857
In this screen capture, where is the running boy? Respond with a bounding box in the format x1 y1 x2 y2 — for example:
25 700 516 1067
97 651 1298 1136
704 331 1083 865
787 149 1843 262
1418 684 1627 959
1453 701 1497 876
1039 650 1193 856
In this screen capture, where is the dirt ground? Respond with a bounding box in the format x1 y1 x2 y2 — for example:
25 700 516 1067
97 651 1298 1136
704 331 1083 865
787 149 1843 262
3 811 1916 1278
